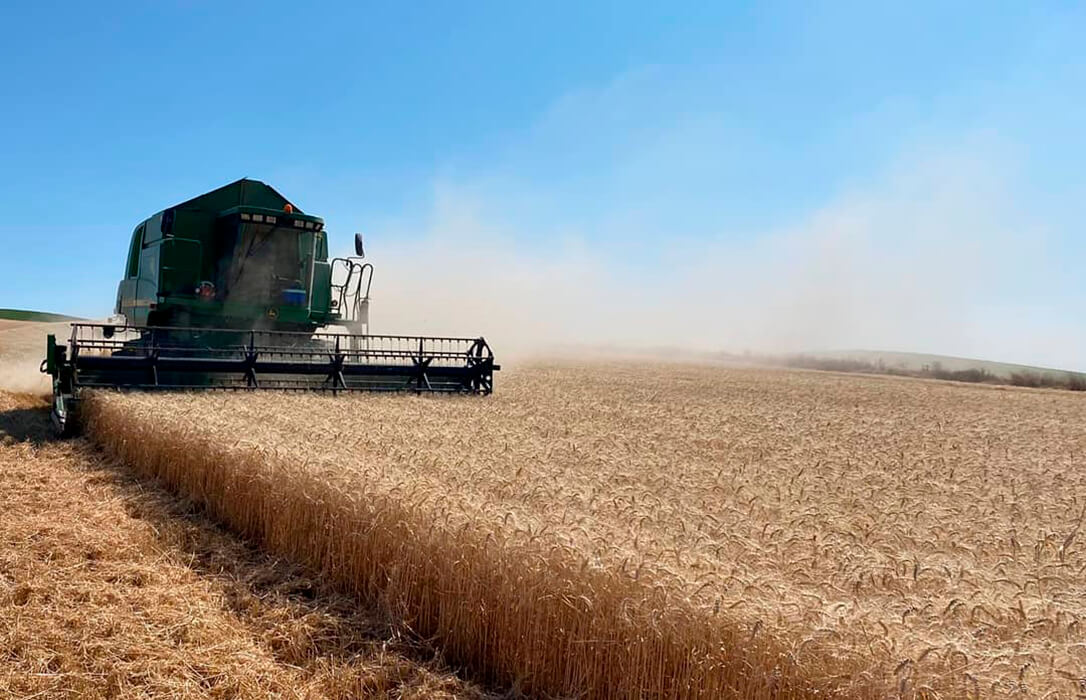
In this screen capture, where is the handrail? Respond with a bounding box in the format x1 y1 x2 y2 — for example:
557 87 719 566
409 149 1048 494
67 322 487 345
329 258 374 324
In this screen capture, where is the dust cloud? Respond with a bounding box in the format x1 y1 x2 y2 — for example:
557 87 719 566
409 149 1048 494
0 322 69 394
358 156 1083 372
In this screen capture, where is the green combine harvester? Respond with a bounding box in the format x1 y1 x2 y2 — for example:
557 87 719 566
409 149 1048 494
43 179 499 435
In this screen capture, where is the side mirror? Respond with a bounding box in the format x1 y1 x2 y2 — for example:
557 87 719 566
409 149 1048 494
354 233 365 258
161 208 175 236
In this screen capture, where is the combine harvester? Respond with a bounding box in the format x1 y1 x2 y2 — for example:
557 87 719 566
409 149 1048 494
42 179 499 435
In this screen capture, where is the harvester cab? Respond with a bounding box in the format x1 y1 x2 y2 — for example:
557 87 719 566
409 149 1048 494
43 178 499 436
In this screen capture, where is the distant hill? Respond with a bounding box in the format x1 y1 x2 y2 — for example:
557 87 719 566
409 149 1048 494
800 349 1082 382
765 349 1085 391
0 308 83 323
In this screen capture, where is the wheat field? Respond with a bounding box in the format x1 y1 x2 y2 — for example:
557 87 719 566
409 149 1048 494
0 389 486 699
84 362 1086 698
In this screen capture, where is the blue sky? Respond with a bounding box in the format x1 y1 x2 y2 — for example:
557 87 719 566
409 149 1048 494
1 2 1083 368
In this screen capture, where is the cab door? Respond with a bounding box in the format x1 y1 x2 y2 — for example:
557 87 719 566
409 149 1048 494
115 223 145 323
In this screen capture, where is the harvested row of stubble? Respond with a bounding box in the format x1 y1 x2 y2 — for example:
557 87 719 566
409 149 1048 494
0 391 487 699
84 362 1086 698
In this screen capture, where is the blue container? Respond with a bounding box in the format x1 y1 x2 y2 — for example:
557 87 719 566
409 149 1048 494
282 288 307 306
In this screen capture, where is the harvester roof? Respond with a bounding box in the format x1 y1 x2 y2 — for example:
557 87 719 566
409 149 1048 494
166 178 304 217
